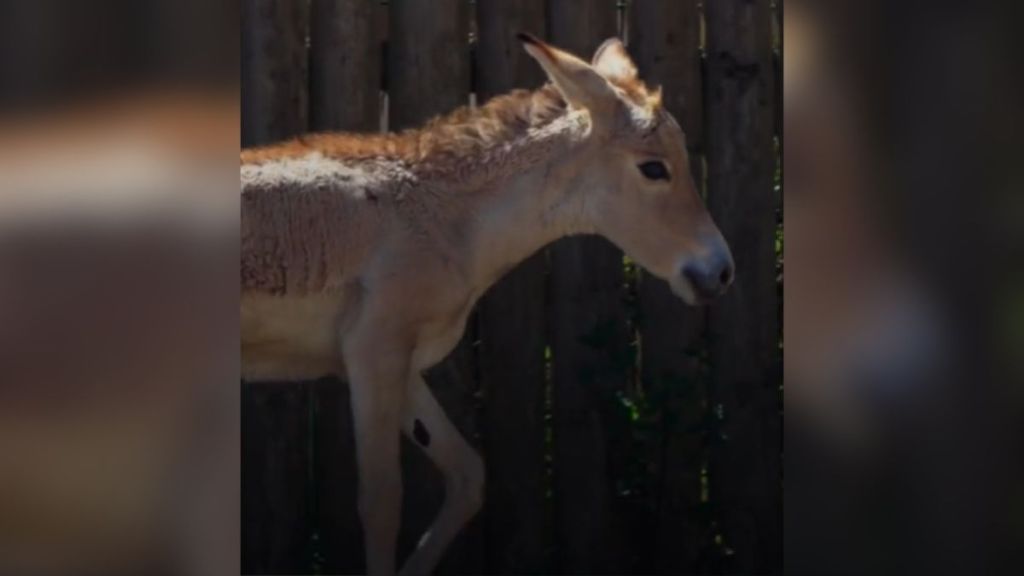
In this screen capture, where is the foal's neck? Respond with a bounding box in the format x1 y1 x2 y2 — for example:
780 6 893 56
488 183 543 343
463 109 596 291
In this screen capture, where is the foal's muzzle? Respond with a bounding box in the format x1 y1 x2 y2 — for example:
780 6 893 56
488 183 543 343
680 244 734 301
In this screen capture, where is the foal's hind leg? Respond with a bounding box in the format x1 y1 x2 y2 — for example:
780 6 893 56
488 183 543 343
397 375 485 576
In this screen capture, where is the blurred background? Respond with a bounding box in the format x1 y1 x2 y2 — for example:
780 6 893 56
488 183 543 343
785 0 1024 574
0 1 239 575
0 0 1020 575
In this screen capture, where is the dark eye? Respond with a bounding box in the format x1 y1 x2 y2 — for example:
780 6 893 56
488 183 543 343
638 161 670 181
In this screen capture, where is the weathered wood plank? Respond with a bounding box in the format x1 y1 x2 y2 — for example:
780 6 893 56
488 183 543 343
309 0 380 132
628 1 709 572
387 0 470 131
312 378 364 575
386 1 477 572
474 1 550 572
240 0 309 146
705 0 782 573
241 383 314 574
546 2 626 573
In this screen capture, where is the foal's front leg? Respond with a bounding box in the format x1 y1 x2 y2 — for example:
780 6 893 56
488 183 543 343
344 333 411 575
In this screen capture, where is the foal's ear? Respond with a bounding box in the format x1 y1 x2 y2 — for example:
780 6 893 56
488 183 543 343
592 38 638 84
517 32 617 111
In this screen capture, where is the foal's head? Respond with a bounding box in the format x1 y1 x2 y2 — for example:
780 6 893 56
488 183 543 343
521 34 733 305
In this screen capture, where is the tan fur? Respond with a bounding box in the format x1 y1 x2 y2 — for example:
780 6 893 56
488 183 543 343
241 36 732 576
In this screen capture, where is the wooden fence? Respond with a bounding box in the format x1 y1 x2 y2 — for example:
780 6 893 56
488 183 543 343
241 1 781 574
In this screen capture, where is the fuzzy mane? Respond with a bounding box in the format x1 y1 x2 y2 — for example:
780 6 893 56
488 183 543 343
241 85 570 168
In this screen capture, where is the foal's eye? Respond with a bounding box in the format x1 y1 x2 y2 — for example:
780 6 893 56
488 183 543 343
638 161 670 181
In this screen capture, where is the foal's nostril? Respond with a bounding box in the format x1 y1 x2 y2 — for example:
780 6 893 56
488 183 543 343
719 266 733 286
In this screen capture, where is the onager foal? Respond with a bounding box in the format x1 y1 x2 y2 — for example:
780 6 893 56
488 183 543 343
241 35 733 575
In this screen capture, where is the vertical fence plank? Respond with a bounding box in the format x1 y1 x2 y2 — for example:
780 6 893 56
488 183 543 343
313 378 364 574
546 2 626 573
388 0 470 131
241 383 313 574
241 2 312 574
474 1 549 573
240 0 309 147
629 0 704 153
386 0 477 571
705 0 782 573
628 1 709 573
309 0 381 132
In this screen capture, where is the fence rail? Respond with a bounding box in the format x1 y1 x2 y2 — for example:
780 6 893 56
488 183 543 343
241 1 781 574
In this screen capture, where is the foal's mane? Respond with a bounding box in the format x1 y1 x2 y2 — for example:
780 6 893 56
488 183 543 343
240 85 569 168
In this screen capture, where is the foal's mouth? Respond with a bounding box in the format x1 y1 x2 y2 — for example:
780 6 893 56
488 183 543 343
670 282 715 306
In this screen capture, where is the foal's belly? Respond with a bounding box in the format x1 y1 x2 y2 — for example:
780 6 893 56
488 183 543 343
241 293 347 381
241 286 478 382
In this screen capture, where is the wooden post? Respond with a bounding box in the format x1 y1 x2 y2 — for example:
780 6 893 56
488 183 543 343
386 1 478 571
309 0 381 132
705 0 782 573
240 2 312 573
628 1 709 572
546 2 626 573
474 1 550 573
